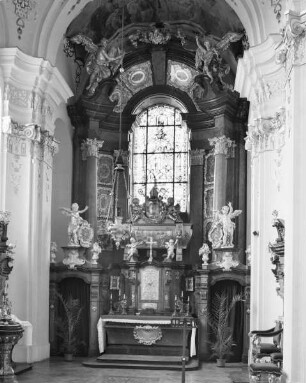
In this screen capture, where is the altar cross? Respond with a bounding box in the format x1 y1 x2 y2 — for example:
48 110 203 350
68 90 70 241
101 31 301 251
146 237 158 263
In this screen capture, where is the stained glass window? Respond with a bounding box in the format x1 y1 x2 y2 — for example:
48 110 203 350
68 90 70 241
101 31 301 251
130 104 190 211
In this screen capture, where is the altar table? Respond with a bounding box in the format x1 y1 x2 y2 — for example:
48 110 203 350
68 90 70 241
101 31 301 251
97 315 197 357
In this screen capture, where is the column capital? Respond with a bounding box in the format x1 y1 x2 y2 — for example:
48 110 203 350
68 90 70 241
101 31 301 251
6 121 58 165
190 149 205 165
208 136 236 158
81 138 104 160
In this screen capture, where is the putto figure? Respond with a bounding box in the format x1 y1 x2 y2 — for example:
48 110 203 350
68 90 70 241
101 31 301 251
70 34 124 95
60 203 88 246
163 238 178 262
125 237 141 262
209 202 242 248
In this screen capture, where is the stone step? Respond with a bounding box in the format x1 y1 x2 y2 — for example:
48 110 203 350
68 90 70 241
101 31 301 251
83 357 199 371
98 353 188 363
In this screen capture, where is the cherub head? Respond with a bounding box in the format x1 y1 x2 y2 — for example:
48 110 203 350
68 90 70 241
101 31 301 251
99 37 108 47
130 237 136 243
168 239 174 245
221 205 230 215
132 197 140 206
71 203 79 212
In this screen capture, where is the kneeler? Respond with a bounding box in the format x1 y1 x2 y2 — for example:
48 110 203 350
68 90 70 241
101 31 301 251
249 362 282 383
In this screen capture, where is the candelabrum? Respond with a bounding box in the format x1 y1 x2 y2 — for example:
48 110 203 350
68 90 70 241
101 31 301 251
119 294 128 315
108 293 114 315
172 294 191 317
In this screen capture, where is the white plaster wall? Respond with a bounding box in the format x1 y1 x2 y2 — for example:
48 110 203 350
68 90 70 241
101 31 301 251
51 116 74 262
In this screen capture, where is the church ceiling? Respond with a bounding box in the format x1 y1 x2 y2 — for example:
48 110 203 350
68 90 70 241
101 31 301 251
66 0 244 43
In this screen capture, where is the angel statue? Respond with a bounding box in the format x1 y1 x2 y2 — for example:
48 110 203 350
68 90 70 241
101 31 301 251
195 32 243 89
60 203 88 247
125 237 142 262
163 238 178 262
70 34 125 96
214 202 242 248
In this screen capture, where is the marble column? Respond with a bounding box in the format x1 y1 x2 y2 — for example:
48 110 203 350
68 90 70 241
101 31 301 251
81 137 104 239
208 136 236 212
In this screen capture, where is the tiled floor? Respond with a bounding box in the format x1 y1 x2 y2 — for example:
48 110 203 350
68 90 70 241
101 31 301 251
1 358 249 383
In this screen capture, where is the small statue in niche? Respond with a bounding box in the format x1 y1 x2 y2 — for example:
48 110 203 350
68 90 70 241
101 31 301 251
209 202 242 248
199 243 210 267
60 203 88 246
125 237 142 262
70 34 124 96
163 238 178 262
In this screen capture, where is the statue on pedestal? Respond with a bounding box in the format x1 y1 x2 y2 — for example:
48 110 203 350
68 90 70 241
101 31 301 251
60 203 94 269
163 238 178 262
60 203 89 247
125 237 141 262
209 202 242 248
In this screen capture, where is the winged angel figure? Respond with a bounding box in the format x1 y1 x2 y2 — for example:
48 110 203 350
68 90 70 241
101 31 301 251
195 32 243 89
209 202 242 248
70 34 125 95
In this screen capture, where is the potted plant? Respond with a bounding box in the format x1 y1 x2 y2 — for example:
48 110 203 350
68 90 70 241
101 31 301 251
206 291 242 367
55 292 83 361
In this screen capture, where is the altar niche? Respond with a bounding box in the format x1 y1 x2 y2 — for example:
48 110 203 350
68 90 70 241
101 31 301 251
106 260 193 316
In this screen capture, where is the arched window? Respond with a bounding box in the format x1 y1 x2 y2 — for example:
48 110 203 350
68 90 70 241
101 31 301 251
130 104 190 212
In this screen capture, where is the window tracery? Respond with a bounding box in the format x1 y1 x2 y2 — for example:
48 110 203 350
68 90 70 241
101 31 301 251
130 104 190 212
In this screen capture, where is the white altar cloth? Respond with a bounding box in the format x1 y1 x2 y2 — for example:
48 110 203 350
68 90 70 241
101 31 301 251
97 316 197 357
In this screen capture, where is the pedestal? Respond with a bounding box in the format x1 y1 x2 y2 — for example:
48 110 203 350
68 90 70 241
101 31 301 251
0 320 23 376
62 246 86 269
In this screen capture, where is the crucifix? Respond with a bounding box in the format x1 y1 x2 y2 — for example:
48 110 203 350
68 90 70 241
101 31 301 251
146 237 158 263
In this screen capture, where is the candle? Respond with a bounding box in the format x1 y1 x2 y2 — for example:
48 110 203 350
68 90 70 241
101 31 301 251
123 294 126 299
175 295 177 301
119 289 121 296
110 293 112 300
181 291 184 298
187 296 190 302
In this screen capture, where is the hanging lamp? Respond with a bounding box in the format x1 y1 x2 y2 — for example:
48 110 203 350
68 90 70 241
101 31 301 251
106 3 131 249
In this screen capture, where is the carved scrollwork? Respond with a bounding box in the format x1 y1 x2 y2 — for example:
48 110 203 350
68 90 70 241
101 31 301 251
133 325 162 345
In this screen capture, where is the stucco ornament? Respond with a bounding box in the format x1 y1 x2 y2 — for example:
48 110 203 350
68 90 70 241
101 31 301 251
216 252 239 271
275 12 306 72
